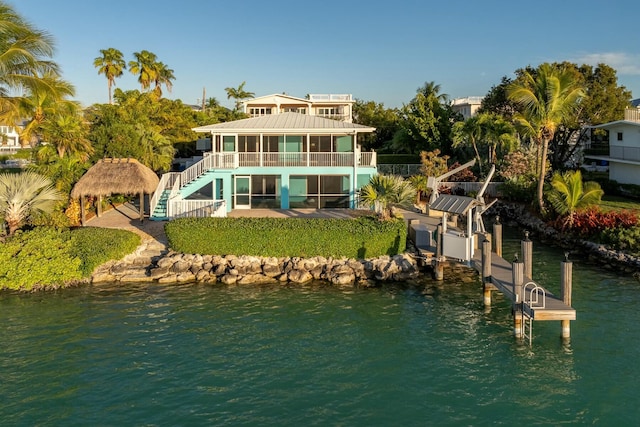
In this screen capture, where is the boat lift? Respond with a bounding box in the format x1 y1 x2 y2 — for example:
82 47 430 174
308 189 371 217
427 163 496 263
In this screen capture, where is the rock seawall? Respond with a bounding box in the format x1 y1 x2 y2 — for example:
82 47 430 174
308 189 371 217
490 202 640 275
92 250 422 286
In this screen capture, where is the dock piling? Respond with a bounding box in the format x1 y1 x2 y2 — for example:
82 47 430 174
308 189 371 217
493 216 502 258
482 238 492 307
512 256 524 339
561 254 573 339
434 224 444 281
522 231 532 279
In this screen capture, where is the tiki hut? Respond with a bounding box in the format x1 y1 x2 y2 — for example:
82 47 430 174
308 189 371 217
71 158 160 225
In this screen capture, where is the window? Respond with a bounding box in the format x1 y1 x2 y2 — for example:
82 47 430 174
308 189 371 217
283 107 307 114
617 132 623 141
238 135 258 152
249 107 272 117
250 175 281 208
289 175 350 208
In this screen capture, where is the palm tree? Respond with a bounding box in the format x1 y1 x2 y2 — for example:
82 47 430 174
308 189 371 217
0 3 58 95
452 115 485 174
93 48 126 104
2 71 77 147
546 169 603 229
40 111 93 159
507 63 585 213
128 50 158 91
152 61 175 97
0 171 63 235
484 113 517 164
225 81 255 110
417 81 449 103
359 174 415 220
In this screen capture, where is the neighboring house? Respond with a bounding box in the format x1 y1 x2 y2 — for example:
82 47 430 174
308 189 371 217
586 108 640 185
242 93 355 122
0 124 22 153
451 97 483 120
150 112 376 219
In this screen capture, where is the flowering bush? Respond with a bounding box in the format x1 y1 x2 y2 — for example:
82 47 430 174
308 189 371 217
563 208 638 237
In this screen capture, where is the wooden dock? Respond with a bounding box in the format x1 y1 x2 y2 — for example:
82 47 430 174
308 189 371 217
405 209 576 343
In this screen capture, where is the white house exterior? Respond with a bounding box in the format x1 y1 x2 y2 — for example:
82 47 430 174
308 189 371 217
451 97 483 120
0 125 22 153
587 109 640 185
150 113 376 219
242 94 355 123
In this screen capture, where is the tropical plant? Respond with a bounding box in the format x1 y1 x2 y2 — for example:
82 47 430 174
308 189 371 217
152 61 175 97
507 63 586 213
0 2 58 95
0 171 63 235
39 110 93 159
224 81 254 110
359 174 415 220
546 169 604 229
93 48 126 104
128 50 158 91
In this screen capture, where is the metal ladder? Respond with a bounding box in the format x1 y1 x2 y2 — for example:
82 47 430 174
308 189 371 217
521 282 546 346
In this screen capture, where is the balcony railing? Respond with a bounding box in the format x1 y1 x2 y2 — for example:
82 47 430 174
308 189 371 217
610 145 640 161
308 94 352 102
226 152 376 168
624 108 640 122
168 199 227 218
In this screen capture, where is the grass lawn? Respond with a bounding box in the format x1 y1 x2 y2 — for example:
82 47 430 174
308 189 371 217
600 195 640 215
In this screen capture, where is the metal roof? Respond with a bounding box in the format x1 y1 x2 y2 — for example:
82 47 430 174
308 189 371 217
192 112 375 133
429 195 479 215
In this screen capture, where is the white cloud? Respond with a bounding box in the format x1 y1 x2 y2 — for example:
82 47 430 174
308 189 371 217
573 52 640 75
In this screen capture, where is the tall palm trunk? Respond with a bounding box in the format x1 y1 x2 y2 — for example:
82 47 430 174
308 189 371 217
537 138 550 213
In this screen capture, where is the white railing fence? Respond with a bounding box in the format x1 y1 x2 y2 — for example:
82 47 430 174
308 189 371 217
150 172 180 216
169 199 227 218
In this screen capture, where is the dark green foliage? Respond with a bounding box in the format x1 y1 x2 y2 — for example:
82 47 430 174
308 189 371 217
600 226 640 256
0 226 140 290
377 154 421 164
165 216 407 258
498 179 536 202
69 227 140 276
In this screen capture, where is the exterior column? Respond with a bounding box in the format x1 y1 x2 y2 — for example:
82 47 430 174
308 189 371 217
493 216 502 258
482 238 492 307
522 231 533 279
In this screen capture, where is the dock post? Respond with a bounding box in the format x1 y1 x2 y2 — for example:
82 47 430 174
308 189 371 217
561 254 573 339
522 231 533 279
482 238 492 307
512 256 524 339
493 216 502 258
434 224 444 281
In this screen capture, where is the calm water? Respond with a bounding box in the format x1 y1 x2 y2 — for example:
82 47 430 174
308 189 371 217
1 232 640 426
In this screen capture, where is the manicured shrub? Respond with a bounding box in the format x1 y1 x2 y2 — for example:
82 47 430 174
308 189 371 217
0 226 140 290
69 227 140 276
0 228 82 290
165 216 407 259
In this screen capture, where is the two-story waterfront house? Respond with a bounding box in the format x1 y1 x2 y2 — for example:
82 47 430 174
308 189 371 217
150 112 376 219
586 108 640 185
0 124 22 153
242 93 355 122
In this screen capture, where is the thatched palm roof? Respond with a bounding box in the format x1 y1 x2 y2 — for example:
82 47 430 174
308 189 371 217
71 158 159 198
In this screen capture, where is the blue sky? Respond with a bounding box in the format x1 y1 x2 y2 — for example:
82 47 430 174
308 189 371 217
10 0 640 109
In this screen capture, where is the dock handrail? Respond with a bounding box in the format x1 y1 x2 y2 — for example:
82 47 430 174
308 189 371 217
523 281 546 308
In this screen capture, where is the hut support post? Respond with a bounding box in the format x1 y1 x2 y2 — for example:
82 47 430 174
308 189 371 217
493 216 502 258
97 195 102 218
139 191 144 223
434 223 444 281
512 259 524 339
522 232 532 279
80 196 86 226
561 259 573 339
482 238 492 307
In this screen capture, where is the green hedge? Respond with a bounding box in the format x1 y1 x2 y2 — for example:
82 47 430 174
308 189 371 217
0 227 140 291
165 216 407 259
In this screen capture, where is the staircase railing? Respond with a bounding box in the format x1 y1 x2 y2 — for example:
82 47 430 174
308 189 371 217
150 172 179 216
